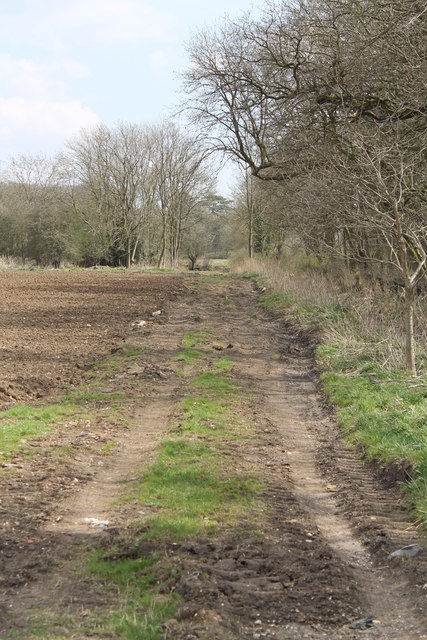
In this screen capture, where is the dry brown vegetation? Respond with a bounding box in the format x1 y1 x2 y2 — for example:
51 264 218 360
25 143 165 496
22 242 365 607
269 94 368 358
234 255 427 372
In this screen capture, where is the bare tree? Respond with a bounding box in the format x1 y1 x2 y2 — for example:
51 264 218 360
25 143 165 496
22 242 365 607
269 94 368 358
184 0 427 372
66 122 154 267
150 122 214 267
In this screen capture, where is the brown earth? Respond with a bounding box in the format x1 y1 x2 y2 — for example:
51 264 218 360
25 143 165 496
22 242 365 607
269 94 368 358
0 271 425 639
0 269 184 405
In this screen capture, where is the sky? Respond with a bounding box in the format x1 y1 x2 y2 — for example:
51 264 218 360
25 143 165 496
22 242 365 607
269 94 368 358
0 0 260 194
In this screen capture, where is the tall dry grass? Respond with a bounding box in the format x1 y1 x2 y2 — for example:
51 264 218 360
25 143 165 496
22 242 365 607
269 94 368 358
0 256 25 269
233 255 427 372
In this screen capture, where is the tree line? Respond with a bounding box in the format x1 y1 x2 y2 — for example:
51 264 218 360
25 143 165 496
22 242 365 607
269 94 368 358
0 121 232 270
183 0 427 374
0 0 425 372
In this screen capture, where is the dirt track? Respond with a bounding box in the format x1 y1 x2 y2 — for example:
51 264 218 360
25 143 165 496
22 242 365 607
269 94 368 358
0 271 425 639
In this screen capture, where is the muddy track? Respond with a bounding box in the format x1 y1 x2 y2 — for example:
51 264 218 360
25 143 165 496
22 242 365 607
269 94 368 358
0 274 425 639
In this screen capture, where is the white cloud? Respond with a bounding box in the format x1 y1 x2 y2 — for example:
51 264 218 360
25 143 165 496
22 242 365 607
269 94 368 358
58 0 173 45
0 98 100 156
0 0 174 51
0 54 91 100
0 48 97 158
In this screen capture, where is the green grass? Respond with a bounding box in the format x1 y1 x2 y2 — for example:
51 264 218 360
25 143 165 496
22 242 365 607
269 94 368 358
182 329 212 349
298 302 347 325
86 342 145 381
0 402 79 456
6 325 260 638
173 329 213 363
86 550 156 587
258 290 294 309
0 343 132 459
196 273 223 284
238 271 261 279
101 441 116 455
135 438 260 539
173 347 203 363
121 344 146 359
191 371 235 394
258 291 345 325
131 365 260 540
318 343 427 525
214 355 232 371
177 396 228 436
82 550 176 640
224 294 235 308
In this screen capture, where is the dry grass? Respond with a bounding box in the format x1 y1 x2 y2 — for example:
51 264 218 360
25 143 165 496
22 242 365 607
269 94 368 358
0 255 25 269
233 255 427 372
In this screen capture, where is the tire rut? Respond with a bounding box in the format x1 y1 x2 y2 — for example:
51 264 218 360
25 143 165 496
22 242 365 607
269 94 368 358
181 278 426 639
1 275 425 639
229 281 426 639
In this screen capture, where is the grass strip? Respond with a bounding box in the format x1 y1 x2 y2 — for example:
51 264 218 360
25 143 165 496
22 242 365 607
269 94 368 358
81 364 261 639
134 364 259 540
318 343 427 526
135 438 259 539
0 341 137 459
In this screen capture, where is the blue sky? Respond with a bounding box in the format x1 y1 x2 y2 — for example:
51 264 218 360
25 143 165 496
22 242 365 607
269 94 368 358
0 0 260 193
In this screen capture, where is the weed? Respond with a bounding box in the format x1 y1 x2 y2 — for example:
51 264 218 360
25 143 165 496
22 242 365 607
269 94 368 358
299 302 347 325
182 329 212 349
87 342 144 381
121 344 146 359
237 271 263 280
196 274 223 284
173 347 203 363
50 444 74 459
101 441 116 455
62 389 124 404
173 329 213 363
224 294 235 308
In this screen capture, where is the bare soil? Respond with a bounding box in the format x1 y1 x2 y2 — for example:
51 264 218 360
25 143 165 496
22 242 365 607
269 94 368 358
0 271 425 639
0 269 184 405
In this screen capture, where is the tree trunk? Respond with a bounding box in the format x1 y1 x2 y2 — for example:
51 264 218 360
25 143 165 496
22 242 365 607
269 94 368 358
395 205 417 376
126 237 131 269
404 284 416 376
131 238 139 264
158 245 165 268
158 213 167 268
248 207 253 259
245 168 253 259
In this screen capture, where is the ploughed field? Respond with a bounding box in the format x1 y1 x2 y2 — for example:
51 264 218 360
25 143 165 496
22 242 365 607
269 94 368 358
0 269 184 406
